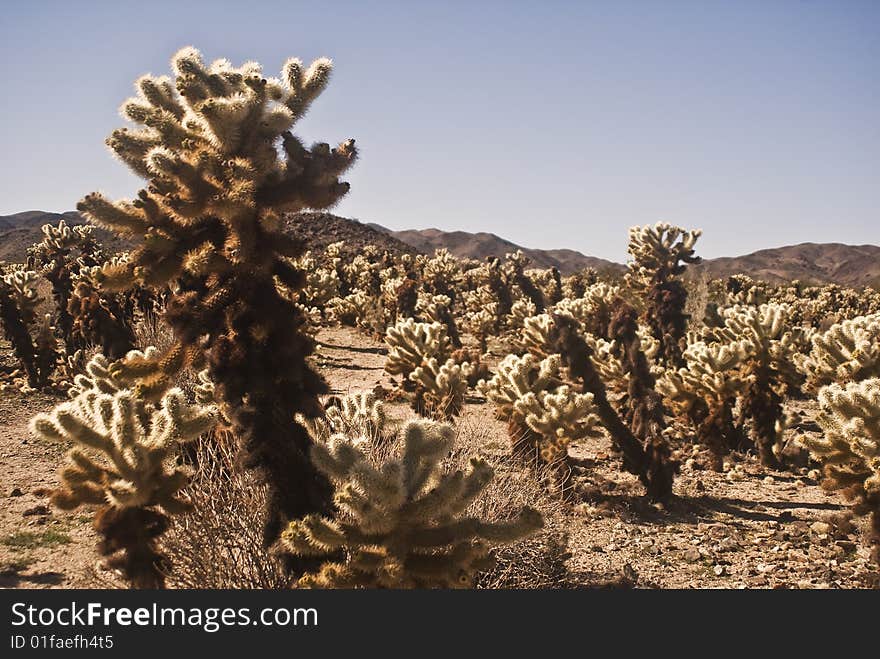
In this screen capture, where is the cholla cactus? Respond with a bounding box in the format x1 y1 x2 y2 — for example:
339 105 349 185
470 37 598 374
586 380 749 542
562 268 598 299
29 221 102 352
306 392 387 444
421 249 461 300
410 358 469 421
550 312 676 501
67 269 136 360
327 289 374 329
513 386 601 465
462 305 497 354
416 293 461 347
384 319 452 381
625 222 702 366
507 297 537 331
30 352 216 587
721 303 802 467
658 339 748 469
800 314 880 390
514 313 556 358
76 47 357 550
550 282 621 339
282 420 543 587
528 267 563 306
503 251 545 313
801 379 880 563
0 267 44 387
479 353 569 459
298 256 341 311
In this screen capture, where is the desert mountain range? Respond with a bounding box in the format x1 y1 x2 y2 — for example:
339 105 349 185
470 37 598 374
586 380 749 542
1 210 877 287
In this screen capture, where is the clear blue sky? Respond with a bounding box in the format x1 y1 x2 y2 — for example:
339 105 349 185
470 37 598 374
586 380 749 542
1 0 877 261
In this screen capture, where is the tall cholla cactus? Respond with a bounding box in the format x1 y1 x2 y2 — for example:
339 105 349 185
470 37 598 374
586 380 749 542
625 222 702 367
0 267 43 387
722 303 802 467
68 265 136 360
282 421 543 588
30 351 216 587
384 318 470 420
801 379 880 564
29 221 102 352
800 314 880 391
76 47 357 548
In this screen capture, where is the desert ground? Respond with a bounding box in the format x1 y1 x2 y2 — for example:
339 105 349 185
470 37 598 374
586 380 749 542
3 326 877 590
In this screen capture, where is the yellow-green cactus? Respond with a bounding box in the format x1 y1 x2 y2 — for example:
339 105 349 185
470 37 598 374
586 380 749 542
30 351 216 587
409 357 469 421
384 318 452 380
801 378 880 563
513 386 601 464
306 392 387 444
720 303 803 467
282 420 543 588
657 338 749 469
625 222 702 366
800 313 880 391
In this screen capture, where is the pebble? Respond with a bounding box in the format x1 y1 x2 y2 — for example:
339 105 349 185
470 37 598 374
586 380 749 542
810 521 832 535
717 537 738 552
684 548 701 562
9 487 23 497
713 565 727 576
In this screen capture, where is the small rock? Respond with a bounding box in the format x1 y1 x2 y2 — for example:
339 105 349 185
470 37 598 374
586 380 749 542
835 540 857 553
713 565 727 576
684 548 701 562
9 488 23 497
763 476 775 485
606 543 619 552
718 537 738 552
810 521 832 535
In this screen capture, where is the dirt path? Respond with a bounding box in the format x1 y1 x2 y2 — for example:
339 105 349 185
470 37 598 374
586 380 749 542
1 328 877 588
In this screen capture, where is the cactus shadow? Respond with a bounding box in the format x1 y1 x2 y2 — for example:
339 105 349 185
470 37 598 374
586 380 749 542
0 569 65 587
318 341 387 356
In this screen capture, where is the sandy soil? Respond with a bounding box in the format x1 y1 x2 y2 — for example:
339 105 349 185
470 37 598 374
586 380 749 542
1 327 878 589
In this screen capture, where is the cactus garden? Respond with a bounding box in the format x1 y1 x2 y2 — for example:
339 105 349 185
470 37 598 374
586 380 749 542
1 43 878 591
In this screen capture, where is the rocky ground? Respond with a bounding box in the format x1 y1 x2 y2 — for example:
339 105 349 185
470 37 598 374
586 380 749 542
1 327 878 589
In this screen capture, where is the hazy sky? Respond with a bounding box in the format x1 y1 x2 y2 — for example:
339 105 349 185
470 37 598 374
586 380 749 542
1 1 877 261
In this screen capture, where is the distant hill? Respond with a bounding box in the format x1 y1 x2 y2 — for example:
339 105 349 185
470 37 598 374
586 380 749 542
368 225 623 275
1 211 877 287
696 242 880 288
0 210 417 264
287 212 418 259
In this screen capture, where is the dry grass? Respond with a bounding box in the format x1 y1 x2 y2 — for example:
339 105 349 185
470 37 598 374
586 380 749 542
161 409 575 589
161 431 289 589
